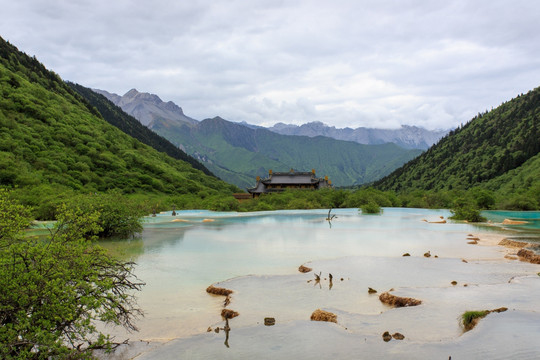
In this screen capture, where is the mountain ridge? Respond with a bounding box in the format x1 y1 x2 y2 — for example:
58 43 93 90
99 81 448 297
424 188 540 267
269 121 448 150
95 89 446 150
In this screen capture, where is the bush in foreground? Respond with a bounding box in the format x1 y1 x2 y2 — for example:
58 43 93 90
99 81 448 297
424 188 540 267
0 189 144 359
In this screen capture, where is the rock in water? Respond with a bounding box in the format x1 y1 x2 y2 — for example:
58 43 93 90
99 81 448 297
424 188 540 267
264 317 276 326
221 309 239 319
379 292 422 307
382 331 392 342
392 332 405 340
310 309 337 323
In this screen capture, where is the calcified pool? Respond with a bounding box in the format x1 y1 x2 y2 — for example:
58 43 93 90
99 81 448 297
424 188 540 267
98 208 540 360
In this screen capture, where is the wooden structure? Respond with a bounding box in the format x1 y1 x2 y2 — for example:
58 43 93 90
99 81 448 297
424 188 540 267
247 169 332 198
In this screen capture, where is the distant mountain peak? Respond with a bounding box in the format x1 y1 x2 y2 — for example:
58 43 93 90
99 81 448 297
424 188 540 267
124 88 140 98
93 88 197 127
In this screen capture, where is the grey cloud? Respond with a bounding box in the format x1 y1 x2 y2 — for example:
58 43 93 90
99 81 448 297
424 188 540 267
1 0 539 130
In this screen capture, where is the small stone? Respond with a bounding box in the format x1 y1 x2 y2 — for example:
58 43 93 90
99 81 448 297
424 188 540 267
392 332 405 340
424 251 431 258
402 253 411 257
368 287 377 294
462 259 468 263
382 331 392 342
298 265 312 273
434 255 439 258
214 327 219 333
451 281 457 285
207 327 212 332
264 317 276 326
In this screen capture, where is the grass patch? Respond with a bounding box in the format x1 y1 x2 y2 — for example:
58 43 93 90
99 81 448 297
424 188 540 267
462 310 489 331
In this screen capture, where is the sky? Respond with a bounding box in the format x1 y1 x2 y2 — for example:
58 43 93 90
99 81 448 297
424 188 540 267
2 0 540 130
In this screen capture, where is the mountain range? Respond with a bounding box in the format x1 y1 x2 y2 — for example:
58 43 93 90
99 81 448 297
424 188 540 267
97 89 446 150
269 122 448 150
95 89 423 188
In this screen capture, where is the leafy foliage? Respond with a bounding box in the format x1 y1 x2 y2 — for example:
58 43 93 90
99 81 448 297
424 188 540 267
360 201 382 214
449 197 486 222
0 189 144 358
63 191 145 238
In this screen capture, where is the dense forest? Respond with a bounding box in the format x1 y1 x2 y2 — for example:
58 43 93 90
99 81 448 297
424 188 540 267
0 37 238 219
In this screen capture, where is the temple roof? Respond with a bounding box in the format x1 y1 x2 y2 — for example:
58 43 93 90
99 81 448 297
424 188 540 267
246 170 330 194
262 172 316 185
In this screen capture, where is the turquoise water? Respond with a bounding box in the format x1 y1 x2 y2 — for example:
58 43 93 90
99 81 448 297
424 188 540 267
96 208 540 360
483 210 540 233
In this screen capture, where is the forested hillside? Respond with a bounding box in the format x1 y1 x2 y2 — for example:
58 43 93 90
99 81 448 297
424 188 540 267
374 87 540 208
67 82 214 176
151 116 422 188
0 37 238 218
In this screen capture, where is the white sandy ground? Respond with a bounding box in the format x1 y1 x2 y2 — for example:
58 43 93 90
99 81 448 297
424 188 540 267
97 231 540 360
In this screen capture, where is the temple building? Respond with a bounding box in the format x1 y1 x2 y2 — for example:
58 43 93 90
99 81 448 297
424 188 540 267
246 169 332 198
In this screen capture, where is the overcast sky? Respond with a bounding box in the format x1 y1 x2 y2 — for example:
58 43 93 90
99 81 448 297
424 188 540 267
2 1 540 130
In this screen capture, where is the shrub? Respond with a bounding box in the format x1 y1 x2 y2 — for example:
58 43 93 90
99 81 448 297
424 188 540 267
0 189 144 358
361 201 382 214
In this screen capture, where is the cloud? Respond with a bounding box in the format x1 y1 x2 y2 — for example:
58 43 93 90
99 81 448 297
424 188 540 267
1 0 540 130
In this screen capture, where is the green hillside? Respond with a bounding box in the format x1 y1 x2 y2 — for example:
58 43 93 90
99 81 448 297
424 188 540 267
151 116 422 188
0 37 238 218
374 87 540 208
67 82 215 177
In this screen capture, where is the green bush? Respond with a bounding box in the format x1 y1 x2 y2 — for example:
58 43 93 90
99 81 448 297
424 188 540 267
450 197 486 222
360 201 382 214
0 189 144 358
